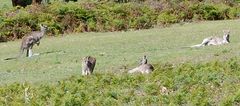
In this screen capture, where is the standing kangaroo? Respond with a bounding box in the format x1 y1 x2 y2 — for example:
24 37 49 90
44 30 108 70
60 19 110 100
4 24 47 60
20 24 47 57
82 56 96 76
191 30 230 48
128 55 154 74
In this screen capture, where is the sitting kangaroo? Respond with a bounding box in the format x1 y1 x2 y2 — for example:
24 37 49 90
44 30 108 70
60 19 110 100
82 56 96 76
191 30 230 48
20 24 47 57
128 55 154 74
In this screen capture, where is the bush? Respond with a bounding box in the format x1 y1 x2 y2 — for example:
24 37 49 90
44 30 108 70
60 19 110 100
1 58 240 105
0 1 239 42
158 12 179 25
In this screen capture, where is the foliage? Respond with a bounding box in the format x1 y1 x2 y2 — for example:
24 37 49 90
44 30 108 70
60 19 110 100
1 58 240 105
0 19 240 105
157 12 179 24
0 1 240 41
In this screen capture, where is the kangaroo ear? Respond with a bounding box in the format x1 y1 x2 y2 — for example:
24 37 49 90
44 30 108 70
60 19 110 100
143 55 147 58
43 25 47 28
85 56 90 61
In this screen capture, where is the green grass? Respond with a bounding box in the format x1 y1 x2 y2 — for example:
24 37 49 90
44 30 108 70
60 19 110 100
1 20 240 105
0 20 240 85
0 0 11 9
0 0 93 9
1 58 240 105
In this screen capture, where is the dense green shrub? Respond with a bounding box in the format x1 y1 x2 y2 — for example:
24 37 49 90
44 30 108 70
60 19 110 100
157 12 179 24
1 58 240 105
0 1 239 42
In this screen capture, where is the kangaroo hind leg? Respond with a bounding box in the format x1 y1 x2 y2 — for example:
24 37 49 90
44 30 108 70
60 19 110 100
26 49 33 57
201 37 211 46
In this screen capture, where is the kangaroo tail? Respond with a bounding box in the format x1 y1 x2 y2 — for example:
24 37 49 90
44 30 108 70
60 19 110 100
3 48 23 60
190 44 203 48
4 57 18 60
4 54 21 60
180 44 203 49
180 46 192 49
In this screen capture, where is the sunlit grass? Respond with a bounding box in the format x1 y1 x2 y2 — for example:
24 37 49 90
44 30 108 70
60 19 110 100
0 20 240 85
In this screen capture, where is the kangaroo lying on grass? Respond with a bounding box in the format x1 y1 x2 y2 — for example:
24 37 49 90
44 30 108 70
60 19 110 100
82 56 96 76
191 30 230 48
128 55 154 74
4 24 47 60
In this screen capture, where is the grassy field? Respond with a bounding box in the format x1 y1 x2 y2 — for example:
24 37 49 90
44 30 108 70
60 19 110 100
0 0 11 9
0 0 89 9
0 20 240 85
1 20 240 105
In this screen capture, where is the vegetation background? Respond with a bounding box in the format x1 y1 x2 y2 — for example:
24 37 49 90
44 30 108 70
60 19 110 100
0 0 240 105
0 0 240 41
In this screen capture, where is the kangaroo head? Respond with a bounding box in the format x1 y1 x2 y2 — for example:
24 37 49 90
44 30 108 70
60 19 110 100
223 30 230 43
143 55 147 61
140 55 148 65
39 24 48 32
85 56 92 67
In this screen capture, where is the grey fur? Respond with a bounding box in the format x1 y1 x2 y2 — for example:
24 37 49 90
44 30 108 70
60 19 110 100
4 24 47 60
82 56 96 75
20 24 47 57
191 30 230 48
139 55 147 65
129 55 154 74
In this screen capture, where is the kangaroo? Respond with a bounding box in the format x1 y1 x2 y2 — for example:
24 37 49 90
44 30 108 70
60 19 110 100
191 30 230 48
128 55 154 74
4 24 47 60
21 24 47 57
82 56 96 76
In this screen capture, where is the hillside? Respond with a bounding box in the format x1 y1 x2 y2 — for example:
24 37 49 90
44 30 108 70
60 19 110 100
0 20 240 105
0 19 240 84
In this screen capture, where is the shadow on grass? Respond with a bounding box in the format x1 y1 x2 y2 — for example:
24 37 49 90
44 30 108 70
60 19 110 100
3 50 66 61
